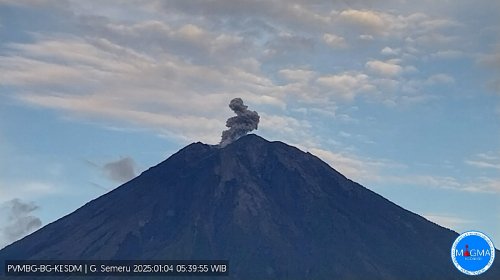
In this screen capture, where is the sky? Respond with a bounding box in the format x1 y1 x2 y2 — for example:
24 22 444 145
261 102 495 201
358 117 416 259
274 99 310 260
0 0 499 249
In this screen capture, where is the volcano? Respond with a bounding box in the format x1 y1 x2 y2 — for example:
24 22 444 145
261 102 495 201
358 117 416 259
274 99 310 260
1 134 498 279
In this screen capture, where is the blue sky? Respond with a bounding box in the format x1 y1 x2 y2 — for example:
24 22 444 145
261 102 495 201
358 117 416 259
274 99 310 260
1 0 499 249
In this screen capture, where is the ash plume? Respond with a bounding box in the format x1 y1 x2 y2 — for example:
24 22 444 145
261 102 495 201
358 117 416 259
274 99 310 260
220 98 260 147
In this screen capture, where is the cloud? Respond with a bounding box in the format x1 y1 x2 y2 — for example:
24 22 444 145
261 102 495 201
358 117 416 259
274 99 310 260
176 24 205 41
396 175 462 190
412 33 459 49
462 178 500 193
155 1 330 31
465 152 500 170
423 213 473 230
333 7 464 57
380 47 400 56
298 146 500 195
0 1 472 143
290 145 500 194
477 46 500 93
322 33 347 48
477 152 500 161
359 34 374 40
426 73 455 85
258 113 315 146
0 199 42 249
265 32 315 56
478 48 500 69
338 9 387 35
365 59 403 77
306 147 404 183
0 35 285 143
0 0 67 7
339 131 351 138
316 72 374 100
279 68 315 82
430 50 464 59
103 157 137 183
384 174 500 194
418 18 460 30
0 181 58 202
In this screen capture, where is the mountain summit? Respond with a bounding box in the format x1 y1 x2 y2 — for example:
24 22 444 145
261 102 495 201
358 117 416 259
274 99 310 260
1 134 498 279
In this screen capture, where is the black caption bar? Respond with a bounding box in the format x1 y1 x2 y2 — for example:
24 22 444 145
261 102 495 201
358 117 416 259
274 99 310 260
5 260 229 277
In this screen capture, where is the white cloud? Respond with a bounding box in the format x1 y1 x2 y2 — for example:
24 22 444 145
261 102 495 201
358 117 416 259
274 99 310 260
0 36 287 143
423 213 473 230
365 59 403 77
403 65 418 74
212 34 244 52
19 93 226 142
322 33 347 48
410 32 459 50
297 147 500 194
426 73 455 85
316 72 374 100
333 7 464 62
279 68 315 82
309 148 372 180
477 152 500 161
359 34 374 40
336 9 449 38
0 182 59 203
477 46 500 93
418 18 461 31
0 56 89 86
384 174 500 194
258 113 316 146
0 1 470 132
309 106 338 118
0 0 64 7
338 9 387 35
155 1 331 32
339 131 351 138
465 152 500 170
462 178 500 193
305 147 404 184
478 48 500 69
176 24 205 41
430 50 464 59
0 23 447 139
265 32 315 56
401 175 462 189
380 47 400 56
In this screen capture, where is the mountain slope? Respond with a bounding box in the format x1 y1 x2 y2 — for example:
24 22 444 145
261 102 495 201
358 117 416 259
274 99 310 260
1 134 498 279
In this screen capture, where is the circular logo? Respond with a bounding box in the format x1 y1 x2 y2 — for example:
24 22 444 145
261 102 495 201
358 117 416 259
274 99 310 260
451 231 495 275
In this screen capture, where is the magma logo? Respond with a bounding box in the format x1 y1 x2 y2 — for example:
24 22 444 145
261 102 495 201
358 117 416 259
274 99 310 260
451 231 495 275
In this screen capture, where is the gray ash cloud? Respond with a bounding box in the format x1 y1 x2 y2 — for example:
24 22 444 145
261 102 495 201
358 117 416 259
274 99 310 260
220 98 260 147
103 157 137 183
0 199 42 248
